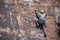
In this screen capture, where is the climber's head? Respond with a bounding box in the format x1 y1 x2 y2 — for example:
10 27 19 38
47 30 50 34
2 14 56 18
38 10 45 14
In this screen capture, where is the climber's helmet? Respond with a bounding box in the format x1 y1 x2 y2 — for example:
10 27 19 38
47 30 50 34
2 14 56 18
39 10 45 13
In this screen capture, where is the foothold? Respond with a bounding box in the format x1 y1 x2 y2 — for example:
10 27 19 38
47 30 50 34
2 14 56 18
0 14 5 19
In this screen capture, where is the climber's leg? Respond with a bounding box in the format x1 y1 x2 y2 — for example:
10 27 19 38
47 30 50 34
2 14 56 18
39 20 47 37
56 23 60 37
42 26 47 37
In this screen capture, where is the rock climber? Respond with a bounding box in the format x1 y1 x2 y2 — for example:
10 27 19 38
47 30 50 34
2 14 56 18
34 9 47 37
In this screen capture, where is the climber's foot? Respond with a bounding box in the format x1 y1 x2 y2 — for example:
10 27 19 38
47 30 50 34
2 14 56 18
44 34 47 37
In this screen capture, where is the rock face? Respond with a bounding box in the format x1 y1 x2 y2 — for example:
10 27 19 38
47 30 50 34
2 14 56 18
0 0 60 40
0 27 46 40
0 5 19 29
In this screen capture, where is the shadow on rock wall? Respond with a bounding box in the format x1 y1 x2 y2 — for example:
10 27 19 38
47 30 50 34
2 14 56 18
0 5 19 29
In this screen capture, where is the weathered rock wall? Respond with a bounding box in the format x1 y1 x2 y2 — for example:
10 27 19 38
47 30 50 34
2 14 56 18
0 0 60 40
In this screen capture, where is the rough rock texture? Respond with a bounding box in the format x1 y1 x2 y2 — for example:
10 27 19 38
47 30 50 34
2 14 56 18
0 0 60 40
0 27 47 40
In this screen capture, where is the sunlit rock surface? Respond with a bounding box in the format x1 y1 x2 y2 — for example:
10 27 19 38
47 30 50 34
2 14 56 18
0 2 46 40
0 0 60 40
0 27 47 40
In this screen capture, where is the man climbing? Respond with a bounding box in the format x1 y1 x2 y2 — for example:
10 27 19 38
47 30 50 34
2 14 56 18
34 9 47 37
55 13 60 37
